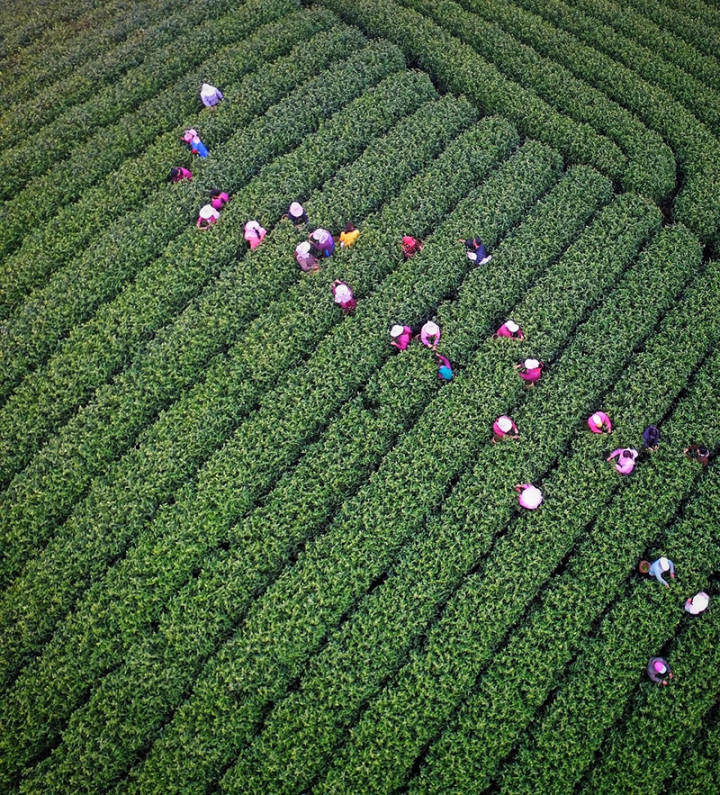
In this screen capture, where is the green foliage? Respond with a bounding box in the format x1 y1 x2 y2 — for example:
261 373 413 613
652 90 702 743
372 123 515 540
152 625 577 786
0 8 345 318
400 0 675 200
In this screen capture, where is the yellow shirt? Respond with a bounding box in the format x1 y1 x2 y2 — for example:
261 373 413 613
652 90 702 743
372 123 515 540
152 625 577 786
340 228 360 247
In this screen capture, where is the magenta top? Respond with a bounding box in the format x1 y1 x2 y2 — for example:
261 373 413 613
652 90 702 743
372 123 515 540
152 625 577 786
391 326 413 350
519 365 542 382
173 167 193 182
211 191 229 210
608 448 638 474
496 321 523 339
588 411 612 434
244 225 267 249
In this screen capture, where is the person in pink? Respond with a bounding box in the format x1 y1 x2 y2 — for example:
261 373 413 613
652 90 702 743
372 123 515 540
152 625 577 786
168 166 192 183
419 320 441 350
210 190 230 210
196 204 220 229
390 324 412 351
515 483 543 510
244 220 266 250
685 592 710 615
492 415 518 443
295 241 320 272
181 129 209 158
493 319 524 340
606 448 638 474
332 280 356 314
588 411 612 434
515 358 543 387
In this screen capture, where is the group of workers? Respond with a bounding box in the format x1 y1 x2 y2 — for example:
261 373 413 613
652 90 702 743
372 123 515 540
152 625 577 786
169 84 711 683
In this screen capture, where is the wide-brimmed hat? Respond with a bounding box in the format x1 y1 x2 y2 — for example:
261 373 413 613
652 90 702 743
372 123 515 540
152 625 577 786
390 324 404 338
525 358 540 369
498 417 512 432
505 320 519 333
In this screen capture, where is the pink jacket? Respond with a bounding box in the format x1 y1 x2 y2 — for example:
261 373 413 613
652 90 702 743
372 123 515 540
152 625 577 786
391 326 413 350
607 448 638 474
519 364 542 383
496 321 523 339
493 416 518 438
588 411 612 434
244 224 266 250
420 322 441 349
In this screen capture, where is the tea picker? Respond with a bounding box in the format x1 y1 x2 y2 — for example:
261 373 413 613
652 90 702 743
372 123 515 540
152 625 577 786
588 411 612 434
493 320 523 340
647 657 673 685
390 324 412 351
200 82 224 109
606 448 638 475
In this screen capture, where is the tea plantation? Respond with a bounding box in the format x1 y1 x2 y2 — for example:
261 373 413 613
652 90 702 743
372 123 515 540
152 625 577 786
1 0 719 791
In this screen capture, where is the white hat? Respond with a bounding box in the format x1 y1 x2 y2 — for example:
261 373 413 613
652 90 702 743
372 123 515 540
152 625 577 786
311 228 329 241
334 284 351 302
525 358 540 369
505 320 519 333
245 220 260 233
296 241 311 255
422 321 439 336
201 83 215 95
289 201 304 215
390 324 404 338
591 413 602 427
498 417 512 433
689 592 710 612
659 556 670 572
199 204 219 220
184 128 198 138
523 485 543 508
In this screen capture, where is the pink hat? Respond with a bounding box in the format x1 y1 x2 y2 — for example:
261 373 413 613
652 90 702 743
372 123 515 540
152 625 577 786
653 660 667 674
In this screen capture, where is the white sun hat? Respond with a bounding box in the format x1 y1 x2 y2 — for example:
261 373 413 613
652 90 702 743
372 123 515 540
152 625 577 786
390 324 404 338
296 241 311 255
245 219 260 233
659 557 670 572
505 320 519 333
199 204 220 220
334 284 351 302
498 417 512 433
523 485 543 508
422 321 440 335
289 201 304 215
524 358 540 369
591 413 603 427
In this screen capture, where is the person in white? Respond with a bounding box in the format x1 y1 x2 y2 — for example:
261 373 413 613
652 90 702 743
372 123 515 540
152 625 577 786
201 83 224 109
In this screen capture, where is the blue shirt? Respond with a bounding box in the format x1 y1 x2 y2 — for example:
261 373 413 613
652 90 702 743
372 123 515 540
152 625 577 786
648 558 675 586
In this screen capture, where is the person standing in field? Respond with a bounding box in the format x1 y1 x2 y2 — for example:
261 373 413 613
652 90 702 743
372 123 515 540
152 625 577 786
182 129 209 158
390 324 413 351
515 483 542 510
606 448 638 475
459 236 492 264
244 220 266 250
196 204 220 229
200 82 224 109
436 353 453 382
684 443 710 466
647 657 673 685
588 411 612 434
515 358 543 387
332 280 356 314
685 591 710 615
295 241 320 272
419 320 441 350
401 235 423 259
168 166 192 183
648 556 676 588
339 222 359 248
492 415 518 443
643 424 661 451
493 319 523 340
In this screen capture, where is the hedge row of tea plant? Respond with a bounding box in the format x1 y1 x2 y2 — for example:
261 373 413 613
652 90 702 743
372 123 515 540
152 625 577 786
571 0 720 92
1 0 252 143
0 53 425 581
0 8 349 318
624 0 720 58
408 259 720 794
495 387 720 794
514 0 720 136
117 182 660 793
667 704 720 795
316 0 627 181
0 139 562 793
399 0 674 200
0 0 294 208
309 219 697 793
469 0 720 242
0 14 359 381
0 96 496 690
0 39 406 471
